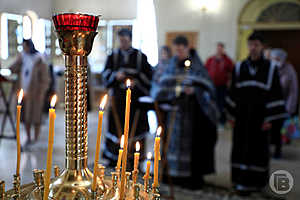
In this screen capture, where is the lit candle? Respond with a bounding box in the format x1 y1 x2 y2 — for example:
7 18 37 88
43 95 57 200
184 59 191 67
145 152 152 178
153 126 162 187
117 135 124 171
120 79 132 200
92 94 108 192
134 141 140 171
16 89 23 176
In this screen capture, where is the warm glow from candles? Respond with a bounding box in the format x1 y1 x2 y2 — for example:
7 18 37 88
156 126 162 137
50 95 57 108
120 135 125 148
184 60 191 67
99 94 108 110
92 97 106 192
147 152 152 160
133 140 141 181
16 89 23 175
44 94 57 200
153 126 162 187
126 79 131 88
136 141 140 152
17 89 23 104
116 135 125 171
120 78 132 200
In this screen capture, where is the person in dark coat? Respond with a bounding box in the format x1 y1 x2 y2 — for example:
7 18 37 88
226 32 287 195
152 36 218 190
102 29 153 167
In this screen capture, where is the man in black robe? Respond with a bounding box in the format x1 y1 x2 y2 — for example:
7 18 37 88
151 36 218 189
102 29 152 166
226 32 287 195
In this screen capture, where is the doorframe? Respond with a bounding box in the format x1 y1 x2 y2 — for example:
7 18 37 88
237 0 300 61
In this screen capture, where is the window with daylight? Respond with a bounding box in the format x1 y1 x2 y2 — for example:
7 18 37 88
1 13 23 60
44 19 52 55
1 13 55 62
133 0 158 66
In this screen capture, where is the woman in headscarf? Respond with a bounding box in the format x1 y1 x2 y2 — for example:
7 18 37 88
152 36 218 189
270 49 299 157
10 39 50 146
151 46 172 126
152 46 172 85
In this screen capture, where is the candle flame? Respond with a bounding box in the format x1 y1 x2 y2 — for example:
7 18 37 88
126 79 131 88
147 152 152 160
184 60 191 67
136 141 140 152
17 89 24 104
120 135 125 149
156 126 162 137
50 95 57 108
99 94 108 110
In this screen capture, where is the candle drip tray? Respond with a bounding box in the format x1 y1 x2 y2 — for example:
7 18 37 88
3 170 158 200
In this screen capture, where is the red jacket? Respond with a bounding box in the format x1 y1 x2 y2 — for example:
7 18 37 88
205 54 234 86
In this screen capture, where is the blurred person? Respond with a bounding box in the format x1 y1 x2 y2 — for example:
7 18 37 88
263 47 272 60
226 32 287 195
150 46 172 145
152 36 218 190
270 49 299 157
151 46 172 98
153 46 172 84
102 29 152 167
205 42 234 129
271 49 298 115
43 63 56 112
10 39 50 145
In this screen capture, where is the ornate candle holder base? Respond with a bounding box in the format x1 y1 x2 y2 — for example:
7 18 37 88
1 173 160 200
143 176 151 194
132 170 138 185
49 168 95 199
151 185 160 200
0 180 5 200
27 169 44 200
11 175 20 200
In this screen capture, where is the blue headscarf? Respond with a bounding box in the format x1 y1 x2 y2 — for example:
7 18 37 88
270 48 287 63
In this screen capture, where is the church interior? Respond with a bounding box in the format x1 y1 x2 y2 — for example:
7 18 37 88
0 0 300 199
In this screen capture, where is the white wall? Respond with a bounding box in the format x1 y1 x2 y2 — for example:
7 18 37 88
1 0 251 61
0 0 52 18
0 0 137 20
53 0 137 20
154 0 249 61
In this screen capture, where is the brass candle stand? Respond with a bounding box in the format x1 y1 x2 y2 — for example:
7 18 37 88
0 12 160 200
0 181 5 200
143 175 151 194
53 166 60 178
12 175 20 200
132 171 138 185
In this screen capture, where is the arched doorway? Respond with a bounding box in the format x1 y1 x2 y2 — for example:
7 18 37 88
237 0 300 61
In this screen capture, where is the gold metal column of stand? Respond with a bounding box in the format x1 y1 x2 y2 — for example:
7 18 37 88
49 20 103 199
